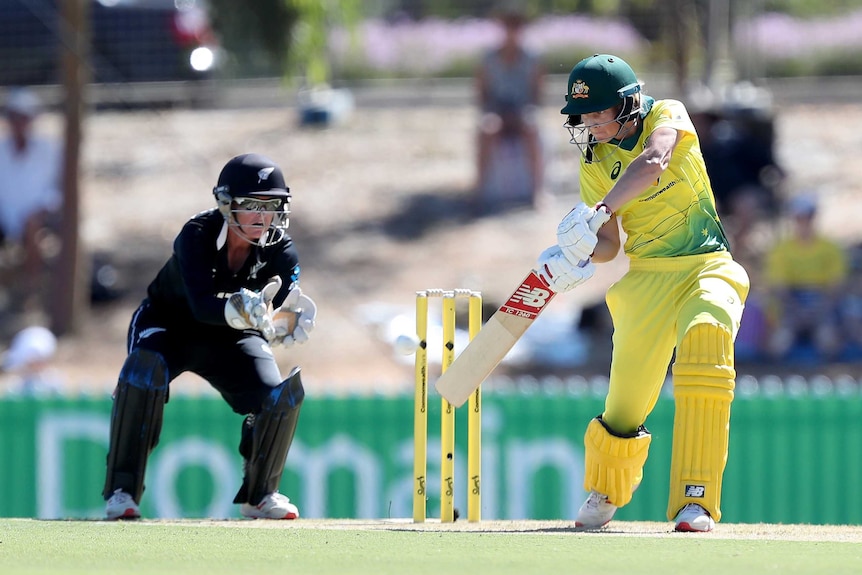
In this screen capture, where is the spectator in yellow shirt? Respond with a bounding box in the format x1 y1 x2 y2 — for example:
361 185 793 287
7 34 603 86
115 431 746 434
765 194 847 362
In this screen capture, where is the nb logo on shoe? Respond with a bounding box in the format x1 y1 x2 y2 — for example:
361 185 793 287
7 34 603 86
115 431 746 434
684 485 705 498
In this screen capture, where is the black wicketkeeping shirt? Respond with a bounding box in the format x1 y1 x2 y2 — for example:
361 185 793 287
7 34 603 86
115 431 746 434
145 209 300 325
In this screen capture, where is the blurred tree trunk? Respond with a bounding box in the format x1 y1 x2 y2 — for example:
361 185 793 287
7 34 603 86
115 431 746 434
52 0 90 336
703 0 734 92
666 0 699 95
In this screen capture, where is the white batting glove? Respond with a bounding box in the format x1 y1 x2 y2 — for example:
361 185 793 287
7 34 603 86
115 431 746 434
536 245 596 293
556 203 612 265
272 287 317 347
224 276 282 340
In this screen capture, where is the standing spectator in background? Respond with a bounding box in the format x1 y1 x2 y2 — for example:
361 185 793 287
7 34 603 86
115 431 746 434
764 194 847 362
473 6 544 214
0 88 62 312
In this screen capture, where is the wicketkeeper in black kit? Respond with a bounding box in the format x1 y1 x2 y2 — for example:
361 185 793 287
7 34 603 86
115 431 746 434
103 153 317 520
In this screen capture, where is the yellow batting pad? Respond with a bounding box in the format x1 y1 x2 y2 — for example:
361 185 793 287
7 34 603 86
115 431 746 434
667 322 735 521
583 417 652 507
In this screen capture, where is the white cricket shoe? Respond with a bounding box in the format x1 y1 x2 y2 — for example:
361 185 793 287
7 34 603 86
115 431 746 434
240 492 299 520
105 489 141 520
674 503 715 532
575 491 617 528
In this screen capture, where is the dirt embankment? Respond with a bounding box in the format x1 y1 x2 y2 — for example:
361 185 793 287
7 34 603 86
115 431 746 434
19 102 862 395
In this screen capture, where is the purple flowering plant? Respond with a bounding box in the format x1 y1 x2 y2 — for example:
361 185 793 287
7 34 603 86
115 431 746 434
322 10 862 81
328 15 646 78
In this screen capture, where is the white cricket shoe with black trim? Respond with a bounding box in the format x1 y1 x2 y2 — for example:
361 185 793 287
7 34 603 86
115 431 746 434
105 489 141 520
575 490 617 528
674 503 715 532
240 492 299 520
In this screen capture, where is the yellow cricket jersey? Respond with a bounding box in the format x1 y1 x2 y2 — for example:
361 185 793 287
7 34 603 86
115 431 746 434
579 97 730 259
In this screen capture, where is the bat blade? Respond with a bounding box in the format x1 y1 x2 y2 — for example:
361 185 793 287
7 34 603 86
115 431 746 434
434 270 555 407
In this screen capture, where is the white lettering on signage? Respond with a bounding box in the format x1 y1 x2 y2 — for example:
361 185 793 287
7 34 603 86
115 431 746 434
35 411 586 520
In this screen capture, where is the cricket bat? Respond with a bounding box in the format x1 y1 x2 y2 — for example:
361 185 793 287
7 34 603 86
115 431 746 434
434 206 611 407
434 270 555 407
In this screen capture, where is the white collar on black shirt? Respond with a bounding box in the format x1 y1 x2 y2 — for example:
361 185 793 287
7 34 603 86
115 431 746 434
216 220 228 250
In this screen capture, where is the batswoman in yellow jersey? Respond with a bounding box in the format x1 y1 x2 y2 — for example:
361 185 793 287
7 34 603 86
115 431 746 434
536 54 750 533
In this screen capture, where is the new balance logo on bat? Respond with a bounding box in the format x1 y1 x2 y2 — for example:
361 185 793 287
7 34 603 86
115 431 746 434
500 271 554 320
511 284 550 307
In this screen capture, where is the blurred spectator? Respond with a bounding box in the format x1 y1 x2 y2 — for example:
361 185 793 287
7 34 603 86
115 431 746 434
734 284 770 364
0 88 62 313
691 105 784 265
0 325 64 396
575 300 613 367
473 6 544 214
732 242 770 364
764 194 847 363
840 244 862 360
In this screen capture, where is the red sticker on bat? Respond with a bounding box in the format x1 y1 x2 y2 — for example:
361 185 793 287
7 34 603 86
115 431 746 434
499 271 555 320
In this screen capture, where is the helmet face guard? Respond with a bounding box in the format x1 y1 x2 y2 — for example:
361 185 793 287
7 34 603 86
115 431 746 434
215 190 291 247
213 153 291 247
564 84 643 163
560 54 643 162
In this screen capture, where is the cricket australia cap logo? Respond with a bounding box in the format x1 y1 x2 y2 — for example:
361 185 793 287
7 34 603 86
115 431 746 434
684 485 706 498
257 167 275 182
571 80 590 99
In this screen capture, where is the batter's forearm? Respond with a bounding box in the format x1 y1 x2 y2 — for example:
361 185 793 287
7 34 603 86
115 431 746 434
591 237 620 263
600 129 675 212
600 157 665 213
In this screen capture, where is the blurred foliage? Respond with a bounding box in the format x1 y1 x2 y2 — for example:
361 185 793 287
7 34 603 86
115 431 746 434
208 0 362 84
761 0 862 17
204 0 862 82
388 0 862 18
207 0 298 77
394 0 621 18
763 50 862 77
287 0 363 86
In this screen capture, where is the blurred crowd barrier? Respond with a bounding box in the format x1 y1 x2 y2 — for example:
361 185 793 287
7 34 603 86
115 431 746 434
2 379 861 524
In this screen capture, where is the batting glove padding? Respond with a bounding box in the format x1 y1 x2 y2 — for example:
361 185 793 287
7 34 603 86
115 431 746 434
536 245 595 293
224 276 283 341
556 202 611 265
273 287 317 347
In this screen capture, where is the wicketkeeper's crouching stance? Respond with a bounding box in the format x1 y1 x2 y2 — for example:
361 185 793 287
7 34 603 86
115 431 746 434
103 153 317 520
536 55 749 532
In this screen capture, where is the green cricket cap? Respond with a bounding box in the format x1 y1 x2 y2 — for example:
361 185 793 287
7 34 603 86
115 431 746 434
561 54 641 116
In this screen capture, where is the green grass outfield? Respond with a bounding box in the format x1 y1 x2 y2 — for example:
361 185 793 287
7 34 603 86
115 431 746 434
2 519 862 575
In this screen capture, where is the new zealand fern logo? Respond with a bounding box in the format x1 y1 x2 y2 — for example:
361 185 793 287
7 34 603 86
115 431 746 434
257 167 275 182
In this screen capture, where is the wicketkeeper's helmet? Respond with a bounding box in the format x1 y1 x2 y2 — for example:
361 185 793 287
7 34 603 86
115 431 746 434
213 153 291 246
